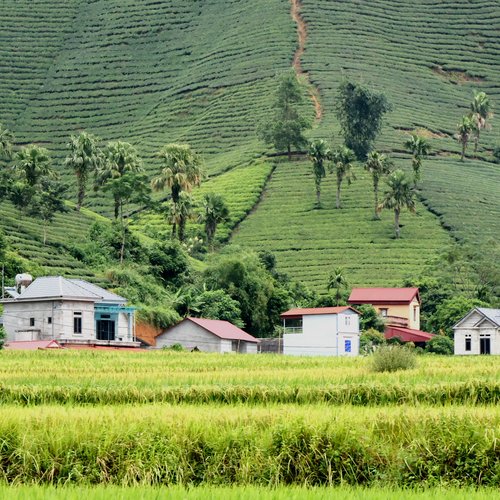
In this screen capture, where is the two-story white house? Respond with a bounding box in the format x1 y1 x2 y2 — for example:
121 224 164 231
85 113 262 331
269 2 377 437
280 306 360 356
453 308 500 355
1 276 139 348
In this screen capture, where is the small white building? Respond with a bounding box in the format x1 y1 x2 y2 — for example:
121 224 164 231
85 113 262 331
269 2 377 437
1 276 139 348
156 317 259 353
281 306 360 356
453 308 500 355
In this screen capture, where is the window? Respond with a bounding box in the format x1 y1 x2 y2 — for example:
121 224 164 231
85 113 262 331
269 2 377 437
47 317 52 324
465 337 471 352
345 339 352 353
73 313 82 334
379 308 388 317
413 306 418 322
345 316 351 326
29 318 35 327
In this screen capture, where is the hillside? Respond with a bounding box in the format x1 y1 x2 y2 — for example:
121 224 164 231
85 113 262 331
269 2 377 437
0 0 498 291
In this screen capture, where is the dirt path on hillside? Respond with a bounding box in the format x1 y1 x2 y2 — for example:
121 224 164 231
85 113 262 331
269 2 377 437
290 0 322 122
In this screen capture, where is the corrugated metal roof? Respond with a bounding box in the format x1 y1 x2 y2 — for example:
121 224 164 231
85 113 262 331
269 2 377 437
5 340 62 350
477 308 500 327
385 326 434 342
186 317 259 343
280 306 358 318
69 279 125 303
348 287 419 304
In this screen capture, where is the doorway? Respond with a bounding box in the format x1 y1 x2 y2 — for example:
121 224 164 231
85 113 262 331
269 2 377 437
96 320 115 341
480 337 491 355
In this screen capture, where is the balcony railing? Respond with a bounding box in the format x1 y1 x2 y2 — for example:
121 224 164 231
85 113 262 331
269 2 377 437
385 316 409 327
284 327 303 334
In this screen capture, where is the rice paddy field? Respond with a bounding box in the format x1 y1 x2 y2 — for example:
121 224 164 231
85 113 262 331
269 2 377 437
0 350 498 497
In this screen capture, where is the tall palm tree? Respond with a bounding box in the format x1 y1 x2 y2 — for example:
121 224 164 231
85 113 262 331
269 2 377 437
201 192 230 246
0 124 14 159
404 134 430 186
152 144 203 203
456 115 476 161
308 139 330 207
96 141 142 218
470 91 492 152
364 151 393 219
168 191 194 242
330 146 356 209
327 267 348 306
378 169 416 239
13 145 53 187
64 131 103 211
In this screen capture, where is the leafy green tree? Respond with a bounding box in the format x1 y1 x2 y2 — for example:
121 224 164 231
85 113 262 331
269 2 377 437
259 71 311 160
364 151 393 219
378 169 416 239
455 115 476 161
330 146 356 209
0 124 14 159
197 289 244 327
327 267 349 306
405 134 430 186
65 131 103 210
152 143 203 203
0 229 7 265
0 325 5 349
425 335 454 355
360 328 386 354
96 141 142 218
13 145 53 187
201 192 229 246
357 304 385 332
308 139 330 207
470 91 492 152
166 191 195 242
335 81 391 160
148 240 190 287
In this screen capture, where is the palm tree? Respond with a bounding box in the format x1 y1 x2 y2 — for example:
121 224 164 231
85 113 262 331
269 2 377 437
308 140 330 207
470 91 492 152
96 141 142 218
152 144 203 203
64 131 103 210
404 134 430 186
13 145 53 187
456 116 476 161
364 151 393 219
0 124 14 159
378 169 416 239
327 267 348 306
201 192 229 246
330 146 356 209
168 191 194 242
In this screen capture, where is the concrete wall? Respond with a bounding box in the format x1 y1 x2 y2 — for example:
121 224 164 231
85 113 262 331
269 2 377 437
156 321 222 352
454 313 500 355
374 298 420 330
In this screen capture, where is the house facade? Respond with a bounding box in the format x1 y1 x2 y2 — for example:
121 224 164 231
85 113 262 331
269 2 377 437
453 308 500 355
1 276 138 348
156 317 259 353
280 306 360 356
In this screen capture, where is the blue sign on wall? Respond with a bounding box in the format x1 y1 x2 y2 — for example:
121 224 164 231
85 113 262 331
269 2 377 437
345 339 352 353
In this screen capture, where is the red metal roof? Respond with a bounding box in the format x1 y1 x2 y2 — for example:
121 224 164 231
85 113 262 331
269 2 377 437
385 326 434 343
64 345 144 351
5 340 62 350
280 306 358 318
186 317 259 343
348 287 419 304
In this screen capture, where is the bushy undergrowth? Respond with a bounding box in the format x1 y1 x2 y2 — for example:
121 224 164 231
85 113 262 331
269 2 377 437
371 345 417 372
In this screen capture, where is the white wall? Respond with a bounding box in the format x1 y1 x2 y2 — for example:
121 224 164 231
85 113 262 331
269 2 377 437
156 321 222 352
454 323 500 355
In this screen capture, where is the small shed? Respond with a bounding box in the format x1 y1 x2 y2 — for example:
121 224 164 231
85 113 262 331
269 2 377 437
155 317 259 353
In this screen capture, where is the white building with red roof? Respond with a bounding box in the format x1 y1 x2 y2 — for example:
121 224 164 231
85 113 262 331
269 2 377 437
155 317 260 353
280 306 360 356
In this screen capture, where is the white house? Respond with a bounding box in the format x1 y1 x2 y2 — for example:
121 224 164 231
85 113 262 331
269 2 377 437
280 306 360 356
453 308 500 355
1 276 139 348
156 317 259 353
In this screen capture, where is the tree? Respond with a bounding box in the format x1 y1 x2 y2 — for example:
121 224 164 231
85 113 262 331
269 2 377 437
152 143 203 203
327 267 348 306
357 304 385 332
96 141 143 218
258 71 311 160
329 146 356 209
148 240 190 287
470 91 492 152
13 145 53 187
404 134 430 186
455 115 475 161
196 289 244 327
65 131 103 210
425 335 454 355
308 139 330 207
201 192 229 246
0 325 5 350
166 191 194 242
378 169 416 239
0 124 14 159
364 151 393 219
335 81 391 160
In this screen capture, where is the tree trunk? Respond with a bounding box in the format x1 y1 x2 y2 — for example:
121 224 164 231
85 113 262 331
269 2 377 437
76 184 85 211
119 202 125 264
373 179 380 219
179 217 186 242
474 129 480 152
114 196 120 219
287 144 291 161
461 141 466 161
171 222 177 239
394 208 400 239
336 181 341 209
316 187 321 206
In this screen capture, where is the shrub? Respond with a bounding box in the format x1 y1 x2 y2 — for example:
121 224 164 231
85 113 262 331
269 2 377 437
163 343 184 352
425 335 454 355
359 328 386 354
371 345 417 372
0 325 5 349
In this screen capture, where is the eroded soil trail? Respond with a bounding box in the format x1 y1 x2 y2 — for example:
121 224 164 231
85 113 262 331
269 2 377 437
290 0 322 122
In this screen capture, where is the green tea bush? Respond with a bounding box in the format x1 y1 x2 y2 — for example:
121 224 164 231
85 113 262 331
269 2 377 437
371 345 417 372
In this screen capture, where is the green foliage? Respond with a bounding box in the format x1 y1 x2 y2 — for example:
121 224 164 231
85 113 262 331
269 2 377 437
470 91 492 152
425 335 454 355
13 145 53 187
196 289 243 327
148 240 190 287
326 267 349 306
137 306 180 329
0 123 14 159
493 145 500 164
259 71 311 159
163 343 184 351
357 304 385 332
404 135 430 185
364 151 393 219
308 140 330 206
329 146 356 209
371 345 417 372
360 328 386 355
455 115 476 161
200 192 230 245
0 325 5 350
335 81 391 160
0 229 7 264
